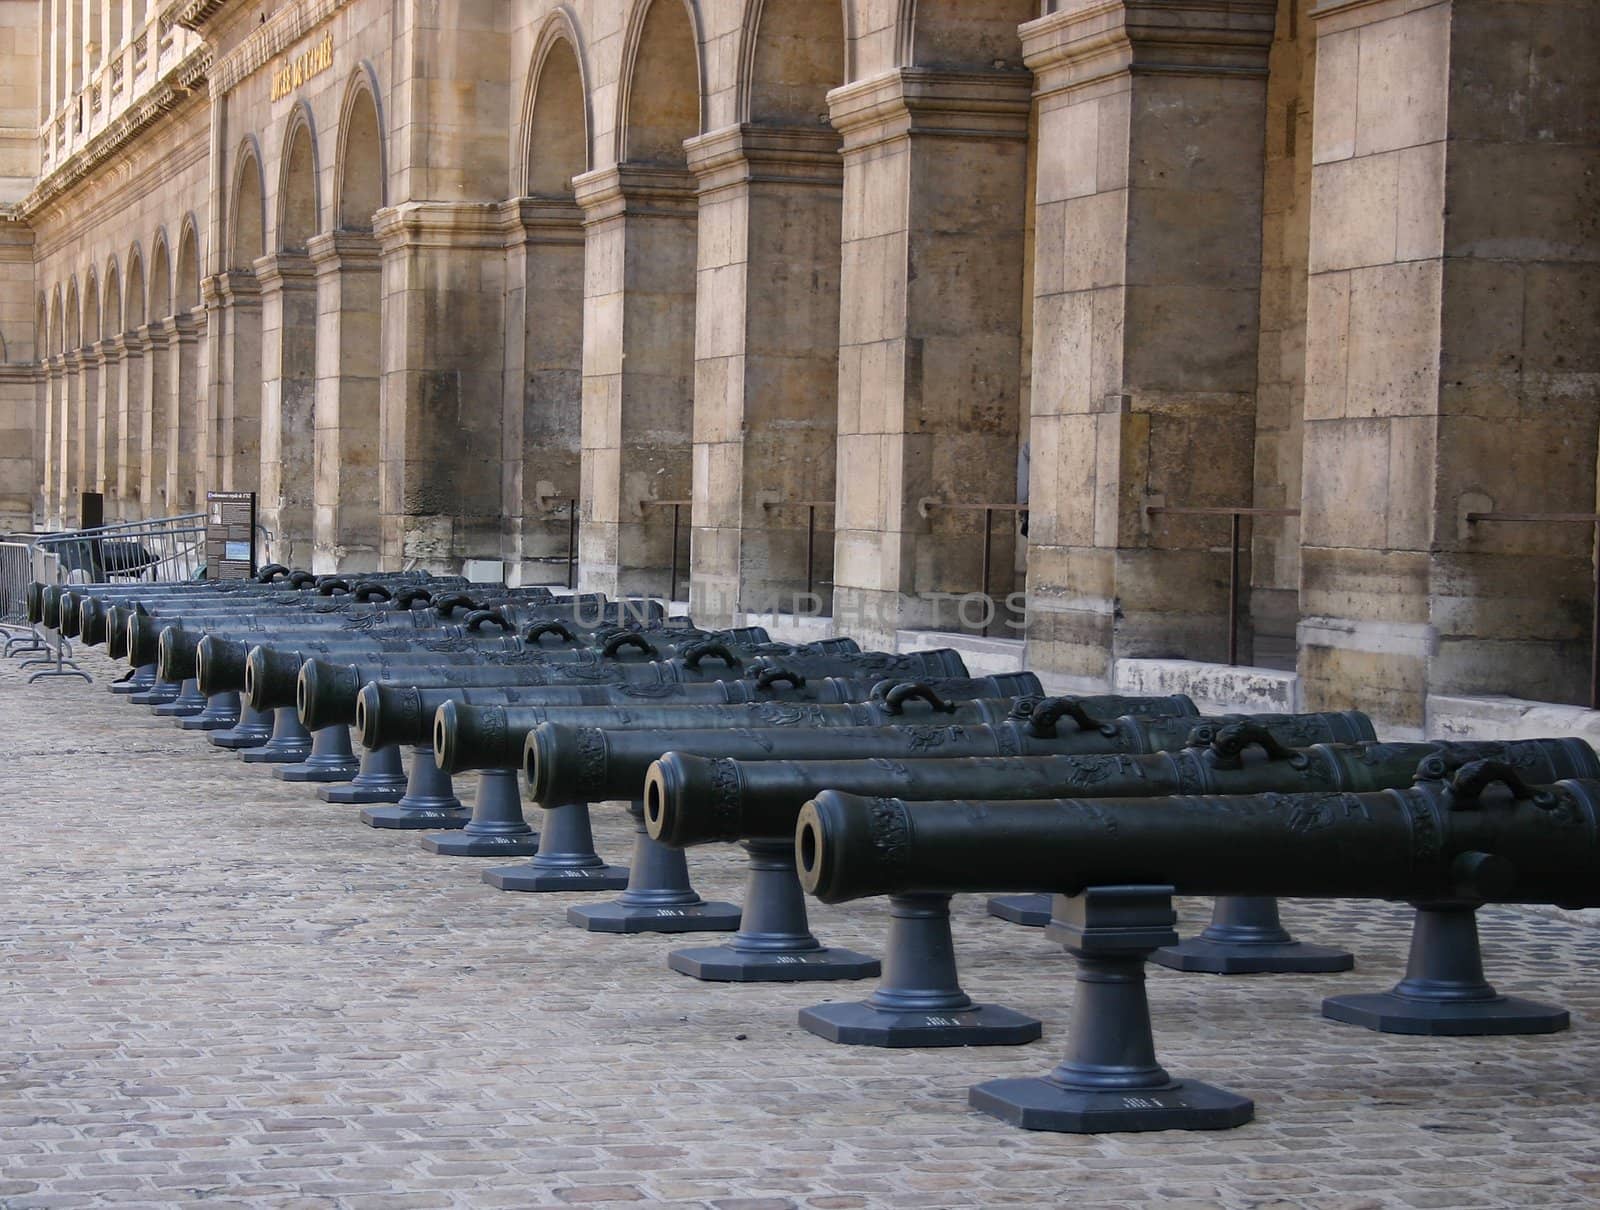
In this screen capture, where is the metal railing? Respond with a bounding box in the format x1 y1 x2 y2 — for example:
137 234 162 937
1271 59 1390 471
919 500 1029 637
1465 511 1600 709
1145 505 1300 666
643 500 693 603
761 500 836 602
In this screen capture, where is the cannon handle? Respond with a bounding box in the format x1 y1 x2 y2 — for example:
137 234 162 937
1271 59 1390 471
256 563 290 583
684 640 740 670
433 591 478 618
352 581 393 603
755 666 805 690
603 631 659 659
1024 696 1104 738
393 586 434 609
1196 720 1308 768
317 578 351 596
880 682 956 715
465 608 512 633
524 619 579 645
1444 758 1553 808
288 570 318 588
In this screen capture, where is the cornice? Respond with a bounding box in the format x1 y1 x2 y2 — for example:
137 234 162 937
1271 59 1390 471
685 124 844 197
496 198 586 249
826 68 1033 152
373 201 524 253
0 363 40 383
1020 1 1276 96
252 250 316 289
210 0 355 95
21 46 213 220
173 0 233 33
571 165 699 226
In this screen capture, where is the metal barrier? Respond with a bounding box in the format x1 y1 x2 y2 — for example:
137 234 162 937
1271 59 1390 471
1465 511 1600 709
761 500 836 603
1144 505 1300 666
919 500 1028 637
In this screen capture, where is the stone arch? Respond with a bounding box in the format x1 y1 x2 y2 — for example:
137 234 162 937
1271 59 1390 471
521 12 590 196
82 271 100 345
278 103 321 251
65 278 81 349
124 244 145 330
230 138 267 270
897 0 1035 69
103 258 122 336
148 230 172 318
617 0 703 166
335 66 386 230
34 293 46 361
49 287 62 355
175 217 202 312
739 0 847 124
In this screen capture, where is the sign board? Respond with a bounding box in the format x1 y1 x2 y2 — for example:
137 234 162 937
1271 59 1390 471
206 491 257 581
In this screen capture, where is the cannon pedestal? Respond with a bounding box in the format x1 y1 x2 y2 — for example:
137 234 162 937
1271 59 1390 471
972 887 1253 1133
239 708 313 764
483 803 629 892
1322 902 1568 1036
567 802 740 934
361 745 468 829
110 663 158 695
1153 896 1354 974
799 893 1040 1047
987 893 1051 927
669 839 879 982
178 690 243 732
151 678 207 717
209 703 275 749
129 676 182 706
423 770 540 856
321 744 409 804
275 725 361 783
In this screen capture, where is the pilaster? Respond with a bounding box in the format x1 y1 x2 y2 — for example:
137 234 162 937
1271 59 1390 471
1019 0 1277 681
212 270 262 496
136 321 173 514
684 123 844 626
253 251 317 566
573 165 700 598
111 332 144 519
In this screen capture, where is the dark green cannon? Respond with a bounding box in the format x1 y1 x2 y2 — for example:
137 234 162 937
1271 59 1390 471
795 760 1600 1135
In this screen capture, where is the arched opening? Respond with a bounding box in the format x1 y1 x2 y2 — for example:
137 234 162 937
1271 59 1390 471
145 235 173 512
82 273 103 506
170 222 203 511
279 114 319 251
122 250 147 518
337 82 383 230
526 38 586 195
230 147 266 269
148 235 171 319
82 274 100 347
175 222 200 313
746 0 845 124
584 0 702 596
103 263 121 336
64 279 80 349
508 28 588 582
623 0 700 166
124 248 145 330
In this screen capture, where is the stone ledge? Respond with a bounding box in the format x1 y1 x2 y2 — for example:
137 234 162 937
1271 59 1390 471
1427 693 1600 744
1114 657 1301 715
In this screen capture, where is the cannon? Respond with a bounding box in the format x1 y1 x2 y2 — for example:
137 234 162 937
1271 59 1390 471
796 760 1600 1134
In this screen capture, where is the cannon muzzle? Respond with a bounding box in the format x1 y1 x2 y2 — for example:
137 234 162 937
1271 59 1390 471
297 658 365 730
245 645 310 712
434 700 528 774
195 635 251 696
157 624 204 683
126 612 171 669
796 764 1600 907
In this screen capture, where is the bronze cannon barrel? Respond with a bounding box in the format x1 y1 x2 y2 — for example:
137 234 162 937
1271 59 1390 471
435 690 1195 775
795 762 1600 907
525 710 1370 807
645 729 1600 848
353 672 1057 751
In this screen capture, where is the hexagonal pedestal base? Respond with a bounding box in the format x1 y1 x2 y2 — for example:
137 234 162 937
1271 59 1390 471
800 1001 1041 1047
1153 897 1354 974
1321 991 1568 1036
422 830 540 857
670 944 879 983
321 746 409 803
362 804 469 830
987 894 1050 927
567 899 741 935
484 861 630 892
970 1077 1254 1133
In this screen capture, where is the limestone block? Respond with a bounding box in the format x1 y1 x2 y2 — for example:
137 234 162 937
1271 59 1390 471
1299 546 1431 628
1352 2 1450 157
1343 260 1442 418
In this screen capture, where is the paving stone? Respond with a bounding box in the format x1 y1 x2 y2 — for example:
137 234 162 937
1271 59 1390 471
1 647 1598 1208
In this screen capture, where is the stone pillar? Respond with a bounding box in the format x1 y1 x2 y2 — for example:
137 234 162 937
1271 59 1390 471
1019 3 1276 683
213 271 261 493
112 331 142 519
164 312 201 515
498 199 585 587
307 231 382 573
64 349 85 520
1299 0 1600 730
44 355 64 524
826 69 1032 650
684 125 844 626
137 321 170 515
573 167 698 598
92 338 118 503
253 252 317 567
373 203 506 571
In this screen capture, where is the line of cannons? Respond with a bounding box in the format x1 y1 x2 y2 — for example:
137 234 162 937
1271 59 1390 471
33 566 1600 1134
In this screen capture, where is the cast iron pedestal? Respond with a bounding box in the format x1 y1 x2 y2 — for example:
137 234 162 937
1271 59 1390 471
321 744 410 804
1154 896 1355 974
483 802 629 891
423 769 540 856
274 725 361 783
987 893 1050 927
567 802 740 933
361 745 468 829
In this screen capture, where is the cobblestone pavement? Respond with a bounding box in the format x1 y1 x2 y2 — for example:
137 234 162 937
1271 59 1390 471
3 647 1599 1209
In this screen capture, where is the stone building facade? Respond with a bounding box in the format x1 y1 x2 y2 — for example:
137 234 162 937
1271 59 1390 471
1 0 1596 736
